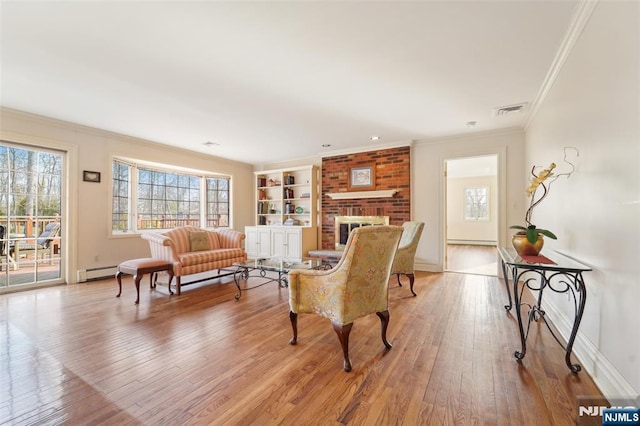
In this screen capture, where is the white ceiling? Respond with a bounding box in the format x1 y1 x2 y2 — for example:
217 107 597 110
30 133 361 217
1 1 579 166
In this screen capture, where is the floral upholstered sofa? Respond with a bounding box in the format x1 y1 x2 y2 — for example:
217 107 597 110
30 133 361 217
142 226 246 295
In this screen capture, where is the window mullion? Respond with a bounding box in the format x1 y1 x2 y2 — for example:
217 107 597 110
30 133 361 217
131 164 138 232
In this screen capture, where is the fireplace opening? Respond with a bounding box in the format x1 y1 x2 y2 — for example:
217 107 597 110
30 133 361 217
334 216 389 250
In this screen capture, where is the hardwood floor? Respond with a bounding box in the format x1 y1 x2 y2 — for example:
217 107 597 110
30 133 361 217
446 244 498 276
1 262 604 425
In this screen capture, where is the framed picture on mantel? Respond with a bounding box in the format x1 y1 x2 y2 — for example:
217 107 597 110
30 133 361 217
348 164 375 191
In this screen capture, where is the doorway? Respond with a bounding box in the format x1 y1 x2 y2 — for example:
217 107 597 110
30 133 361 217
445 155 498 275
1 143 64 291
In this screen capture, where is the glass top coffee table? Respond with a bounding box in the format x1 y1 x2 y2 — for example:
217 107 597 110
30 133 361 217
232 257 326 300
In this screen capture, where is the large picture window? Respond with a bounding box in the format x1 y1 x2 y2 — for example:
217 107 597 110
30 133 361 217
112 159 230 233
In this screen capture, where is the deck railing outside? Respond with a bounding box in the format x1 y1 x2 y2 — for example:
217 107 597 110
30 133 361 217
136 217 221 229
1 215 60 239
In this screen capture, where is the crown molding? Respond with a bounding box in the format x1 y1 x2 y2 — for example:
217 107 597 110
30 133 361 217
319 140 413 159
524 0 599 130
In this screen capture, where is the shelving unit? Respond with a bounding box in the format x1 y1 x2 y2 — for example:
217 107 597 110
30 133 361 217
247 165 319 259
254 166 317 228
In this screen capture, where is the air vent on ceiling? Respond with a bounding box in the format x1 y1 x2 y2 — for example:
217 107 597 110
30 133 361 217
493 102 529 117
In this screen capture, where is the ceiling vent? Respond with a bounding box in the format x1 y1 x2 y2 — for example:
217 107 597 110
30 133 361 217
493 102 529 117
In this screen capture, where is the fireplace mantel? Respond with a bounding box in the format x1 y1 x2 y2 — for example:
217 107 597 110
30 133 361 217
326 189 399 200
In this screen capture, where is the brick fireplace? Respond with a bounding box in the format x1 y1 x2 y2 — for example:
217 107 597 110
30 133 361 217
320 146 411 250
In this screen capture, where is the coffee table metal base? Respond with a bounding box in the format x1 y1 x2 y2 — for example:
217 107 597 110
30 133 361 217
233 258 324 300
233 266 288 300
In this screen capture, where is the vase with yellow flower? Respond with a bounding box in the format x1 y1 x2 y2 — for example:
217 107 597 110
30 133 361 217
510 148 577 256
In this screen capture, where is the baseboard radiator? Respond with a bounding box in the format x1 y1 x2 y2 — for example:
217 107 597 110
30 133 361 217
77 266 118 282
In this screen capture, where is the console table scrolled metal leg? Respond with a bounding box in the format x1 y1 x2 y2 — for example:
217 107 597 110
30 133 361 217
510 266 586 373
512 269 546 363
562 272 587 373
500 259 513 311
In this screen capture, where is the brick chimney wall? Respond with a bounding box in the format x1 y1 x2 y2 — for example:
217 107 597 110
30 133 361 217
320 146 411 249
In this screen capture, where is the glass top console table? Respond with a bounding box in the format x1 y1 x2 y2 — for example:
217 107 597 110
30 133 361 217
498 247 592 373
233 257 326 300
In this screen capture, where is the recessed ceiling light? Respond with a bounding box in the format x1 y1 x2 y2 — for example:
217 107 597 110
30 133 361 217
370 136 380 141
322 144 332 148
466 121 477 128
203 141 220 147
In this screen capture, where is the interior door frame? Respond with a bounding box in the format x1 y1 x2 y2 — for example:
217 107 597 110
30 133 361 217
440 148 506 273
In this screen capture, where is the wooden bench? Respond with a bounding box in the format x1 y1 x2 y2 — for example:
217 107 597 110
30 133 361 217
116 258 173 304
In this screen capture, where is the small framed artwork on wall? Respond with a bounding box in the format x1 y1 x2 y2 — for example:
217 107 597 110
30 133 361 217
348 164 375 191
83 170 101 183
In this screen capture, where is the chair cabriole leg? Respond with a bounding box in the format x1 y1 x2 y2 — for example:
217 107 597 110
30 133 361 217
133 273 142 304
408 273 416 296
289 311 298 345
332 321 353 372
116 271 123 298
376 310 393 349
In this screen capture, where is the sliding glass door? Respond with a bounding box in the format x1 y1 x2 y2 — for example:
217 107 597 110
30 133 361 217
0 142 64 291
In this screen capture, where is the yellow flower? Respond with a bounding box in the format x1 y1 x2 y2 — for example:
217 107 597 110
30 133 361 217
526 163 556 196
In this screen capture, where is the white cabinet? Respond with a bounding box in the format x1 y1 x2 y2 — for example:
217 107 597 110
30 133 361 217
245 226 317 260
250 165 319 259
245 226 271 258
271 227 301 259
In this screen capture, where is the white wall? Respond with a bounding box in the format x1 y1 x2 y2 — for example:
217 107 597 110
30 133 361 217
447 175 498 243
525 1 639 398
412 130 526 271
0 109 255 284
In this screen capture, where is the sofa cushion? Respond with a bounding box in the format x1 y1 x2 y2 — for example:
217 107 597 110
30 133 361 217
178 248 245 267
189 231 210 252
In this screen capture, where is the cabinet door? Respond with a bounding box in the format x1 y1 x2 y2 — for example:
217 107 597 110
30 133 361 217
271 227 302 259
284 228 302 258
256 228 271 258
245 227 271 258
270 228 286 258
245 227 258 257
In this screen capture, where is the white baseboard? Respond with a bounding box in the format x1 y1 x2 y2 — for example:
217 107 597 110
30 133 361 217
415 261 442 273
541 297 638 400
447 239 497 246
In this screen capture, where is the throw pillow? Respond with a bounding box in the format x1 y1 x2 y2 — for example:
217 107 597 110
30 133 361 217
189 231 210 252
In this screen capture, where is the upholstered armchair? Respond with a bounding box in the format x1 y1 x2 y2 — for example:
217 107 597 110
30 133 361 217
390 221 425 296
288 225 403 372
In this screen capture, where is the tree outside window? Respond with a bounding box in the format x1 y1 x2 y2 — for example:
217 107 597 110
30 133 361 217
464 187 489 221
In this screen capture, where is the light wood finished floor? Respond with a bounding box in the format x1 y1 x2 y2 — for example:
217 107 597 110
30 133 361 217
447 244 498 276
1 261 604 424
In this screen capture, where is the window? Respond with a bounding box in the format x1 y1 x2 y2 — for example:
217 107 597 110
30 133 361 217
1 142 64 289
464 186 489 221
112 159 230 233
206 177 229 227
112 161 129 231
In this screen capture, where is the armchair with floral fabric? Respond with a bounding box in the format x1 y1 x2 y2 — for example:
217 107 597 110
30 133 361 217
288 225 403 372
390 221 425 296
